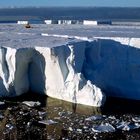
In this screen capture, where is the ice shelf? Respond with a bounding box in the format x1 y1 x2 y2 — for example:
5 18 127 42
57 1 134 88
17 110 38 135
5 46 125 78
0 24 140 107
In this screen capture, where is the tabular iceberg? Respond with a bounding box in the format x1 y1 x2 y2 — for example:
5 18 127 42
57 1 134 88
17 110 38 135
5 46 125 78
1 24 140 107
0 39 105 107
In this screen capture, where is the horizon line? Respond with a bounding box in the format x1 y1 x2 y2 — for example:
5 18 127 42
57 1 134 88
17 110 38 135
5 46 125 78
0 6 140 9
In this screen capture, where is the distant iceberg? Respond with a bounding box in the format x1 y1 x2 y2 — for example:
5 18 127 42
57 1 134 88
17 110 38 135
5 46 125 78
17 21 29 25
44 20 111 25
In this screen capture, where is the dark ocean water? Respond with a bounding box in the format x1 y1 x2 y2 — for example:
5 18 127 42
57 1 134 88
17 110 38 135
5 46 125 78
0 7 140 23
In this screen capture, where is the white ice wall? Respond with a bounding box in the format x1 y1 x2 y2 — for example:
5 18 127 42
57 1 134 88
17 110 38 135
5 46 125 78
1 36 140 106
0 41 105 107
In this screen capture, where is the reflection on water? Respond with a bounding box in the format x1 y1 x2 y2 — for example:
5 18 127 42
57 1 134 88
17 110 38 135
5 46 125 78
46 97 101 115
0 94 140 139
45 97 101 139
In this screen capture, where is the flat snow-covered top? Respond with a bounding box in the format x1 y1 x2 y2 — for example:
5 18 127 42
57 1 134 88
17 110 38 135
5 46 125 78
0 24 82 48
0 24 140 48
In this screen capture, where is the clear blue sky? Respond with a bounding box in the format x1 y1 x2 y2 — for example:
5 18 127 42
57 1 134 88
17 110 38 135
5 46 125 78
0 0 140 8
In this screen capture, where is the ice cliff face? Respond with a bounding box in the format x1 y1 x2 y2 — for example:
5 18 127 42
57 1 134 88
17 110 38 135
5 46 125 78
0 41 105 107
83 37 140 100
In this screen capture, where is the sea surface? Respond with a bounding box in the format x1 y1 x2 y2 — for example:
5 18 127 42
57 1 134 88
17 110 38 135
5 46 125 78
0 7 140 23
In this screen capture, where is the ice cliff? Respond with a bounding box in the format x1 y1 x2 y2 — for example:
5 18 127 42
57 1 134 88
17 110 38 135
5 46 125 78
0 40 105 107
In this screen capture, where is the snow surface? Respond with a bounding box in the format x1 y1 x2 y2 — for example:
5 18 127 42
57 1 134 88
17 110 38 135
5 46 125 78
0 24 140 106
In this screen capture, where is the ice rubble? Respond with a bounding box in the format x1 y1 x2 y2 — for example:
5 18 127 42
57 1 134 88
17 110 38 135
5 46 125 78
22 101 41 107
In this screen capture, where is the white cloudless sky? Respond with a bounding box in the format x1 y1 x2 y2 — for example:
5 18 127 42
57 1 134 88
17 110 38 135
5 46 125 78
0 0 140 8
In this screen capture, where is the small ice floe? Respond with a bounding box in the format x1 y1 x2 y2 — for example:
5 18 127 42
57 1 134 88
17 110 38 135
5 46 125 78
18 109 29 116
38 120 58 125
68 127 73 131
38 111 47 119
132 116 140 123
22 101 41 107
106 116 119 124
0 114 4 119
5 124 14 131
0 101 5 105
92 123 115 133
108 115 116 120
58 111 66 117
85 115 106 121
54 116 61 120
76 129 82 133
83 126 89 130
67 111 73 115
26 122 32 128
116 121 140 131
19 111 24 115
58 111 72 117
116 121 129 131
